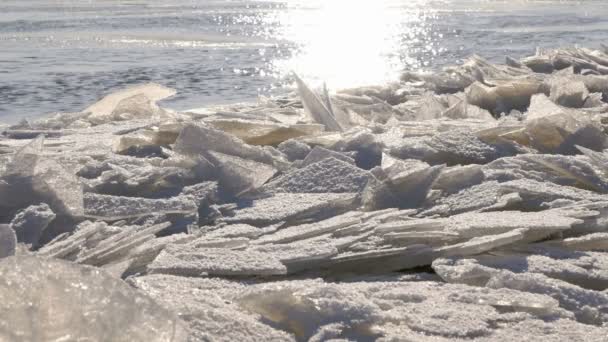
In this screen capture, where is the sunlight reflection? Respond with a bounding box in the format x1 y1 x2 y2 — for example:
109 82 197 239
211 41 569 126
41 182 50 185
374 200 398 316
270 0 428 89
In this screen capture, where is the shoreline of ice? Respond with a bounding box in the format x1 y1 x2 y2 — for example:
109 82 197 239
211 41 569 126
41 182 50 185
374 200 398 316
3 46 608 341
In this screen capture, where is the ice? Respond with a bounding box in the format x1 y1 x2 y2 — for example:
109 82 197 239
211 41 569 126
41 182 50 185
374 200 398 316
301 146 355 167
434 255 608 325
112 122 183 155
362 164 443 210
433 164 485 194
84 83 176 125
75 222 171 267
0 256 187 341
550 79 590 108
437 252 608 291
83 193 197 220
0 136 84 218
555 233 608 251
206 118 324 146
129 275 295 341
222 192 358 226
148 245 287 277
277 139 311 161
254 211 364 245
263 157 370 194
466 79 542 115
0 224 16 258
207 151 277 196
513 94 607 153
5 46 608 340
294 74 343 131
174 123 288 170
9 203 55 247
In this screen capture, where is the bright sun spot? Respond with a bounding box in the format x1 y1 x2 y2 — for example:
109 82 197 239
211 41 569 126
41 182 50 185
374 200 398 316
272 0 413 89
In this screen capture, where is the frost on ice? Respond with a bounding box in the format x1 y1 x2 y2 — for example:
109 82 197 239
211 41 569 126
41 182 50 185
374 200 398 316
3 47 608 340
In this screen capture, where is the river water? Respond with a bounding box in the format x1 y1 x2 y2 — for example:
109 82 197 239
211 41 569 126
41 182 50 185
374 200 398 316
1 0 608 122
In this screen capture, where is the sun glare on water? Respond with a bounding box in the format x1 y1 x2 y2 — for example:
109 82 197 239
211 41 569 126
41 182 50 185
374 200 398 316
271 0 420 89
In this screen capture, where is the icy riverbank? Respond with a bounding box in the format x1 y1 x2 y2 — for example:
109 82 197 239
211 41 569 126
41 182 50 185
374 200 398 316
2 46 608 341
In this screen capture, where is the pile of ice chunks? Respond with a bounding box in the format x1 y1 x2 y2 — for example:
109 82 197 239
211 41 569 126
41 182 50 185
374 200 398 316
2 46 608 341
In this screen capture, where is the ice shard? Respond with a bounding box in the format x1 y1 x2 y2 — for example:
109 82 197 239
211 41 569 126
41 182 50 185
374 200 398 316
0 256 187 341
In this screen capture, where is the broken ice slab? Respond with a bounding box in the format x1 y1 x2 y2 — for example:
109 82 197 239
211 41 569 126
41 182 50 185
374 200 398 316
294 74 343 132
326 245 435 274
436 229 527 257
111 233 196 278
277 139 311 161
204 223 268 240
221 192 358 226
84 83 176 125
439 252 608 291
37 221 115 260
382 231 460 247
254 211 364 245
235 276 604 341
507 94 608 153
487 269 608 326
206 151 277 197
550 233 608 251
443 210 580 240
362 164 443 211
497 179 608 209
9 203 55 247
427 129 508 165
112 122 183 155
0 136 84 218
32 158 84 217
250 240 338 273
577 145 608 179
0 224 16 259
206 118 324 146
377 210 580 246
263 157 370 194
129 275 295 342
518 154 608 193
75 222 171 267
174 123 289 170
466 79 542 114
148 245 287 277
300 146 355 167
549 78 590 108
83 193 197 220
434 255 608 325
1 256 187 341
432 164 484 194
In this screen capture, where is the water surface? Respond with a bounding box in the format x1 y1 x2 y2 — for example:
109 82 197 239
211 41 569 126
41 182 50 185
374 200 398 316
1 0 608 122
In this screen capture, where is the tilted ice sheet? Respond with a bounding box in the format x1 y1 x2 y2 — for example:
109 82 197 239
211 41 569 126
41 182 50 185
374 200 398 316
0 256 187 342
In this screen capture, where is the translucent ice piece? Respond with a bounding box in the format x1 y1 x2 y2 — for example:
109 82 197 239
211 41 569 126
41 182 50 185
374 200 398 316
84 83 176 125
174 123 288 170
294 74 343 132
550 79 589 108
0 256 187 341
207 151 277 196
206 118 324 146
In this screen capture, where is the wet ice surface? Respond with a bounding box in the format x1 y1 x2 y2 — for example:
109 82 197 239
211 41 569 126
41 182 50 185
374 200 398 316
4 47 608 340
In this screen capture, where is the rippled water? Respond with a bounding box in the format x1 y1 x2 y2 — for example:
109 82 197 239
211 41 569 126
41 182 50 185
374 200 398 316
1 0 608 122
